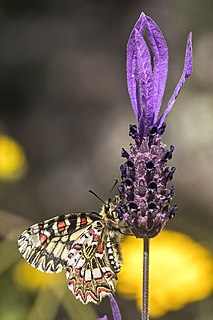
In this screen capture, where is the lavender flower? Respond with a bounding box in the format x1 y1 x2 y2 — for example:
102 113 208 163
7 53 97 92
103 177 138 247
117 13 193 238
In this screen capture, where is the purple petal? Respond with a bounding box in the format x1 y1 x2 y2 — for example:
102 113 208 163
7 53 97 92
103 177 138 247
158 32 193 127
110 294 122 320
146 16 169 123
97 317 108 320
126 12 146 121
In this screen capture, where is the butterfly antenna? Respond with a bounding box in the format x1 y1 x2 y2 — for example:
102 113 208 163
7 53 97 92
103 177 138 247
110 178 118 194
88 190 106 205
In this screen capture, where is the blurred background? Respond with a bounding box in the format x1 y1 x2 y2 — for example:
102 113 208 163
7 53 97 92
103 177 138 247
0 0 212 319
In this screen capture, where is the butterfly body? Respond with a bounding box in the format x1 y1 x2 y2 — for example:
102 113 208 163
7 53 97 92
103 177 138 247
18 196 123 304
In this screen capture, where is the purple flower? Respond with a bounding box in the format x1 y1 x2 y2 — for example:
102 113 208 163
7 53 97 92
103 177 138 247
117 13 192 238
98 295 122 320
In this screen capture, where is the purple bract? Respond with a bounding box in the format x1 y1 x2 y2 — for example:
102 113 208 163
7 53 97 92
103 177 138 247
127 12 192 137
98 294 122 320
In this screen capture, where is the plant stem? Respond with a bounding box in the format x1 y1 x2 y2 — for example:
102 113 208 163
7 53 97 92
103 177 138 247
142 237 150 320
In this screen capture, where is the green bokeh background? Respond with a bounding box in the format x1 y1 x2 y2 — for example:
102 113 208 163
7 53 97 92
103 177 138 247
0 0 212 319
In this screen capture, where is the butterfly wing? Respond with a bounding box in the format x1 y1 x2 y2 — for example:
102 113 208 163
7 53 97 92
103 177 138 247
66 220 122 304
18 212 100 273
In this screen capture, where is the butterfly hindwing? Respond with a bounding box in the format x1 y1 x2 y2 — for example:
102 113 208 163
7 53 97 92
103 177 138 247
66 220 122 304
18 212 100 273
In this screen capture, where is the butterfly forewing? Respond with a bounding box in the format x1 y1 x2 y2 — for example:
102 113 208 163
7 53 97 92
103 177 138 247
18 212 100 273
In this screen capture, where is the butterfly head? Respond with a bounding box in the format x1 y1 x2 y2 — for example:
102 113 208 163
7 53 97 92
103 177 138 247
104 196 120 221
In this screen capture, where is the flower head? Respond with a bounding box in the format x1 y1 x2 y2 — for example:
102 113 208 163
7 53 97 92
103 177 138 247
117 230 213 317
0 134 26 181
117 13 193 238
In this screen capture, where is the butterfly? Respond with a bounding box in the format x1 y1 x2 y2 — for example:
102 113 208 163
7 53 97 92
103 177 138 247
18 196 125 304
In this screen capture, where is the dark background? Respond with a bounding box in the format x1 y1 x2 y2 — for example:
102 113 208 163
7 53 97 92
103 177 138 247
0 0 212 319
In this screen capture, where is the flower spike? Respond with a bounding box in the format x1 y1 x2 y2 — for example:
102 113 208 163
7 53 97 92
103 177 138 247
118 13 192 238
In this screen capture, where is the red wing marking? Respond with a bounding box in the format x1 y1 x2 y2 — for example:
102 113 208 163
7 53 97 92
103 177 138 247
57 221 66 232
81 217 87 225
73 244 82 250
85 290 99 301
75 289 85 301
74 268 80 275
96 278 105 283
97 244 103 253
97 287 111 294
39 234 47 245
93 235 99 242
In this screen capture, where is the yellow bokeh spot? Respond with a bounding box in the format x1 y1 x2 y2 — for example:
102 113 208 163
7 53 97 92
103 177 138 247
13 259 64 291
117 230 213 318
0 134 26 180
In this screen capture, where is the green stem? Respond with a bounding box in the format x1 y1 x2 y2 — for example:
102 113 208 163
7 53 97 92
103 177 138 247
142 237 150 320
